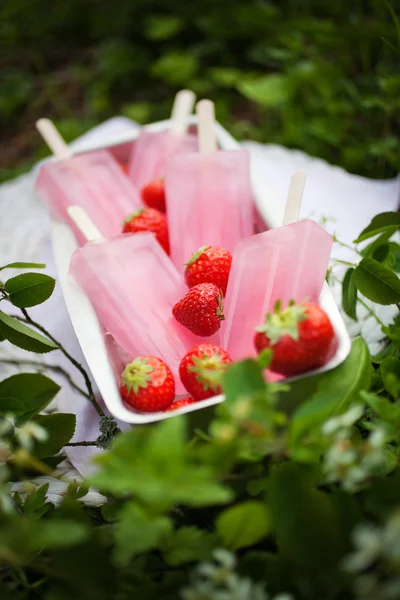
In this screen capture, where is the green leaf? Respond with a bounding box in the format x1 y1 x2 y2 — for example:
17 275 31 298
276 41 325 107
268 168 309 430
0 373 60 420
5 273 55 308
341 268 357 320
380 357 400 399
267 463 346 567
0 518 89 562
354 212 400 243
32 414 76 457
91 417 232 511
361 391 400 423
216 501 270 550
353 258 400 304
162 526 216 565
145 16 183 40
114 502 172 566
209 67 243 87
360 230 396 257
22 484 51 520
151 52 198 85
372 244 390 263
222 359 266 404
289 338 371 446
33 520 89 549
0 311 58 353
237 74 292 107
0 262 45 272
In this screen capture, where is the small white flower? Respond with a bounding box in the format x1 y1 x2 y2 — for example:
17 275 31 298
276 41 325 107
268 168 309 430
14 421 48 451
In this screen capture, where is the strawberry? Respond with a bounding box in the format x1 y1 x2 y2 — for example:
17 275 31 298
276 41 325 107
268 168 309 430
141 178 166 212
166 396 196 411
122 208 170 254
172 283 225 336
120 356 175 412
179 344 233 401
185 245 232 295
254 300 335 376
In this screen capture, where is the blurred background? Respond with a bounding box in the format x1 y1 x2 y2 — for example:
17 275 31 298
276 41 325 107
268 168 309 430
1 0 399 182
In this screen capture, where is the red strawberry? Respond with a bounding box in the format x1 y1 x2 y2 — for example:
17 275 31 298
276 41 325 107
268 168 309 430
141 178 166 212
172 283 225 337
166 396 196 411
179 344 233 401
122 208 170 254
120 356 175 412
254 300 335 376
185 246 232 295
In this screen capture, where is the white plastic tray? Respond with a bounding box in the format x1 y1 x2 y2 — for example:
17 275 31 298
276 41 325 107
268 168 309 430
47 117 351 423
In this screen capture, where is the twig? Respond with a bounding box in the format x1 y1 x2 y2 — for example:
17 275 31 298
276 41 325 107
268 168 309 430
0 358 89 399
66 441 98 447
13 310 104 418
333 235 362 256
358 298 385 327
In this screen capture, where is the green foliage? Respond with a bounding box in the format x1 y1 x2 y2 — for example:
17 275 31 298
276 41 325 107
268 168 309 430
90 416 232 510
5 273 56 308
353 258 400 304
0 373 60 420
342 268 358 321
0 311 57 353
32 413 76 457
216 500 270 550
2 0 400 179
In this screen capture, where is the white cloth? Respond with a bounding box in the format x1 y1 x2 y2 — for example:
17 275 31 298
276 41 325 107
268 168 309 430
0 117 399 478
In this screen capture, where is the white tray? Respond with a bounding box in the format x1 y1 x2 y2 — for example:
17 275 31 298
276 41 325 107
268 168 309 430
46 118 351 423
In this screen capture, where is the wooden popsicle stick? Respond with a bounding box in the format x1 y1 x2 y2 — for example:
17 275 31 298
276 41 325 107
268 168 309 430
36 118 72 159
196 100 217 153
170 89 196 135
282 171 306 226
67 206 103 242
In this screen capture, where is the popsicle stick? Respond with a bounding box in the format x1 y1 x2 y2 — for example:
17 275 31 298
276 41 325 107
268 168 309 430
67 206 103 242
170 89 196 135
282 171 306 226
196 100 217 153
36 118 72 159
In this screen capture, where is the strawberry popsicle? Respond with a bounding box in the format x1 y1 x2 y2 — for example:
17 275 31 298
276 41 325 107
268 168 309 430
128 89 197 194
221 173 333 361
165 100 254 272
67 206 212 396
35 119 142 245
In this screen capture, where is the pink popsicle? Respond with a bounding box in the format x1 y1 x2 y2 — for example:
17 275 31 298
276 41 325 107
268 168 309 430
36 150 142 244
69 227 214 396
165 100 253 272
128 130 198 193
221 174 333 362
128 90 197 194
35 118 142 245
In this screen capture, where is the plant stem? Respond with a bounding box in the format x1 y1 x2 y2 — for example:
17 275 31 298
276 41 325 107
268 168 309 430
358 297 385 327
14 310 105 418
331 259 356 268
0 358 89 399
333 235 362 256
66 441 98 447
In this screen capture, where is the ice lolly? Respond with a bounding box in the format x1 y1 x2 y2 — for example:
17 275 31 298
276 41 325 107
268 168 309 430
35 119 142 245
67 206 215 397
165 99 254 271
128 89 198 193
221 172 333 362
